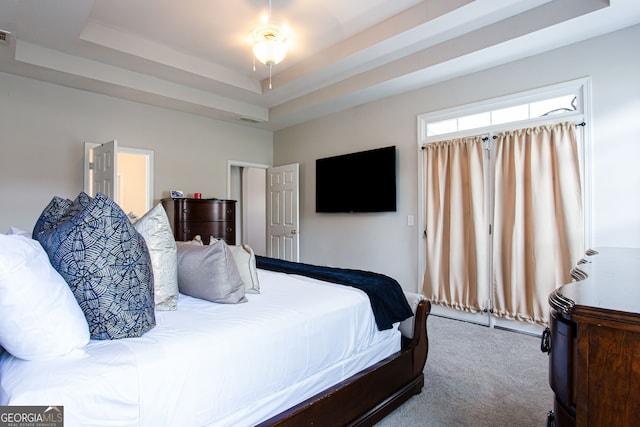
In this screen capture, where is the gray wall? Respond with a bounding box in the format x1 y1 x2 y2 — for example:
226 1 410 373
0 73 272 232
273 24 640 292
2 25 638 293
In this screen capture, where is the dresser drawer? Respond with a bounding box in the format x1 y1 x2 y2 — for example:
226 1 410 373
548 311 575 412
161 198 236 245
171 199 234 222
174 221 235 245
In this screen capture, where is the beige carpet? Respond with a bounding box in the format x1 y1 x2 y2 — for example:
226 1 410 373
375 315 554 427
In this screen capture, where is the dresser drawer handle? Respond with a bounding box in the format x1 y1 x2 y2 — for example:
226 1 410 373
540 327 551 354
183 208 190 214
226 227 233 233
226 209 232 214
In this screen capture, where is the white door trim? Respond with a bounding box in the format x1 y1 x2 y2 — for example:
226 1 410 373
84 142 154 212
226 160 271 199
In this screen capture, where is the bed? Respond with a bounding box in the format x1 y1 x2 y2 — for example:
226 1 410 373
0 194 430 427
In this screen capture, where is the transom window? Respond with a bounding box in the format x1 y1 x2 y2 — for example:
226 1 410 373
418 80 585 143
426 94 578 137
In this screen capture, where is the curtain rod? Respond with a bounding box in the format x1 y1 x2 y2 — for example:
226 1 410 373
422 121 587 148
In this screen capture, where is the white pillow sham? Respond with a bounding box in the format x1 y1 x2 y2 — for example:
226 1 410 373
0 234 90 360
210 238 260 294
228 244 260 294
5 226 30 237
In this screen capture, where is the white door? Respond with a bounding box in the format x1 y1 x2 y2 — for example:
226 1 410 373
267 163 299 261
91 140 118 199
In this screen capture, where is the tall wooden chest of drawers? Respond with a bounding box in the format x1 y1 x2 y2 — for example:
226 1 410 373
544 248 640 427
161 198 236 245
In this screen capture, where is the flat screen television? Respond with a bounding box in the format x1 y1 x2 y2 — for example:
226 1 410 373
316 145 397 213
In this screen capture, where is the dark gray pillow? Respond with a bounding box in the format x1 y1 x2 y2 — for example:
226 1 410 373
176 240 247 304
37 192 156 340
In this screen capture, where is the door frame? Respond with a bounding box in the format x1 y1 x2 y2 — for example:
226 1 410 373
84 142 154 213
226 160 271 200
227 160 300 261
227 160 271 250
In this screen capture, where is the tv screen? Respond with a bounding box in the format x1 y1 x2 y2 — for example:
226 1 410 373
316 146 397 213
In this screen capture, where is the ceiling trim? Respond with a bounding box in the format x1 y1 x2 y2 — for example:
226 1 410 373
14 40 269 122
80 20 263 95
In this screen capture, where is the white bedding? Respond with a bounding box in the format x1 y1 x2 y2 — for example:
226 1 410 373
0 269 400 427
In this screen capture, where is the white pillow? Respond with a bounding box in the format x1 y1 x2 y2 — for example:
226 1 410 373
5 226 30 237
0 234 90 360
228 244 260 294
133 203 179 311
210 238 260 294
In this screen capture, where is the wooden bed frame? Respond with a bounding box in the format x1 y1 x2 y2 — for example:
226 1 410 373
257 299 431 427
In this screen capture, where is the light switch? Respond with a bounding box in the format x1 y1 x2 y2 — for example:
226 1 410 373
407 215 414 226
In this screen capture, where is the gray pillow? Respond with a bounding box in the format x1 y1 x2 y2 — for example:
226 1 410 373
176 239 247 304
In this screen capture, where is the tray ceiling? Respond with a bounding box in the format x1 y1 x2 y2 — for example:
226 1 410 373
0 0 638 130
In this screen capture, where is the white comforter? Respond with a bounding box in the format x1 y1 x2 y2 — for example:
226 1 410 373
0 269 400 427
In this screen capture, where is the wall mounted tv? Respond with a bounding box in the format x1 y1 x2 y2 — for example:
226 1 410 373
316 145 397 213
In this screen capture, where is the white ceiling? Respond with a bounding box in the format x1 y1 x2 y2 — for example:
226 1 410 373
0 0 639 130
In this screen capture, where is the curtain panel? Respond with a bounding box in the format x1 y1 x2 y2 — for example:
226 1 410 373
421 136 489 313
492 121 584 324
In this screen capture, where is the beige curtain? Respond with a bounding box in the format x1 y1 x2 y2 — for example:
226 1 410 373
492 121 583 325
422 136 489 313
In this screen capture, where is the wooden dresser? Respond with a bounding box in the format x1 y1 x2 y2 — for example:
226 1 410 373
544 248 640 427
161 198 236 245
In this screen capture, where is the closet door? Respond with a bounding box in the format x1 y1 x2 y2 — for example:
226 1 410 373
267 163 299 262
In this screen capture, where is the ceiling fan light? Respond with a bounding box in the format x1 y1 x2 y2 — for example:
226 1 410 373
252 38 288 66
250 23 288 66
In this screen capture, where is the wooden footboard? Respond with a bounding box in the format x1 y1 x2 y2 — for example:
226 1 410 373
257 299 431 427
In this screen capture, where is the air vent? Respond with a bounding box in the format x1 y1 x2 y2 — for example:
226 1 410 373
0 30 10 45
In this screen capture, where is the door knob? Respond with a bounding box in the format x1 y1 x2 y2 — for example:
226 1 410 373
291 230 297 234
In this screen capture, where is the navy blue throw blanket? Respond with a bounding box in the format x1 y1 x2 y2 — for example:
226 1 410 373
256 256 413 331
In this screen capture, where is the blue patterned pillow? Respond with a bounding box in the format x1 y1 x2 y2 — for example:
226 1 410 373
37 193 156 340
32 193 95 239
32 196 73 239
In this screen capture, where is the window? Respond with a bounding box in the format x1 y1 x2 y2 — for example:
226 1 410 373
422 81 586 141
416 78 592 334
